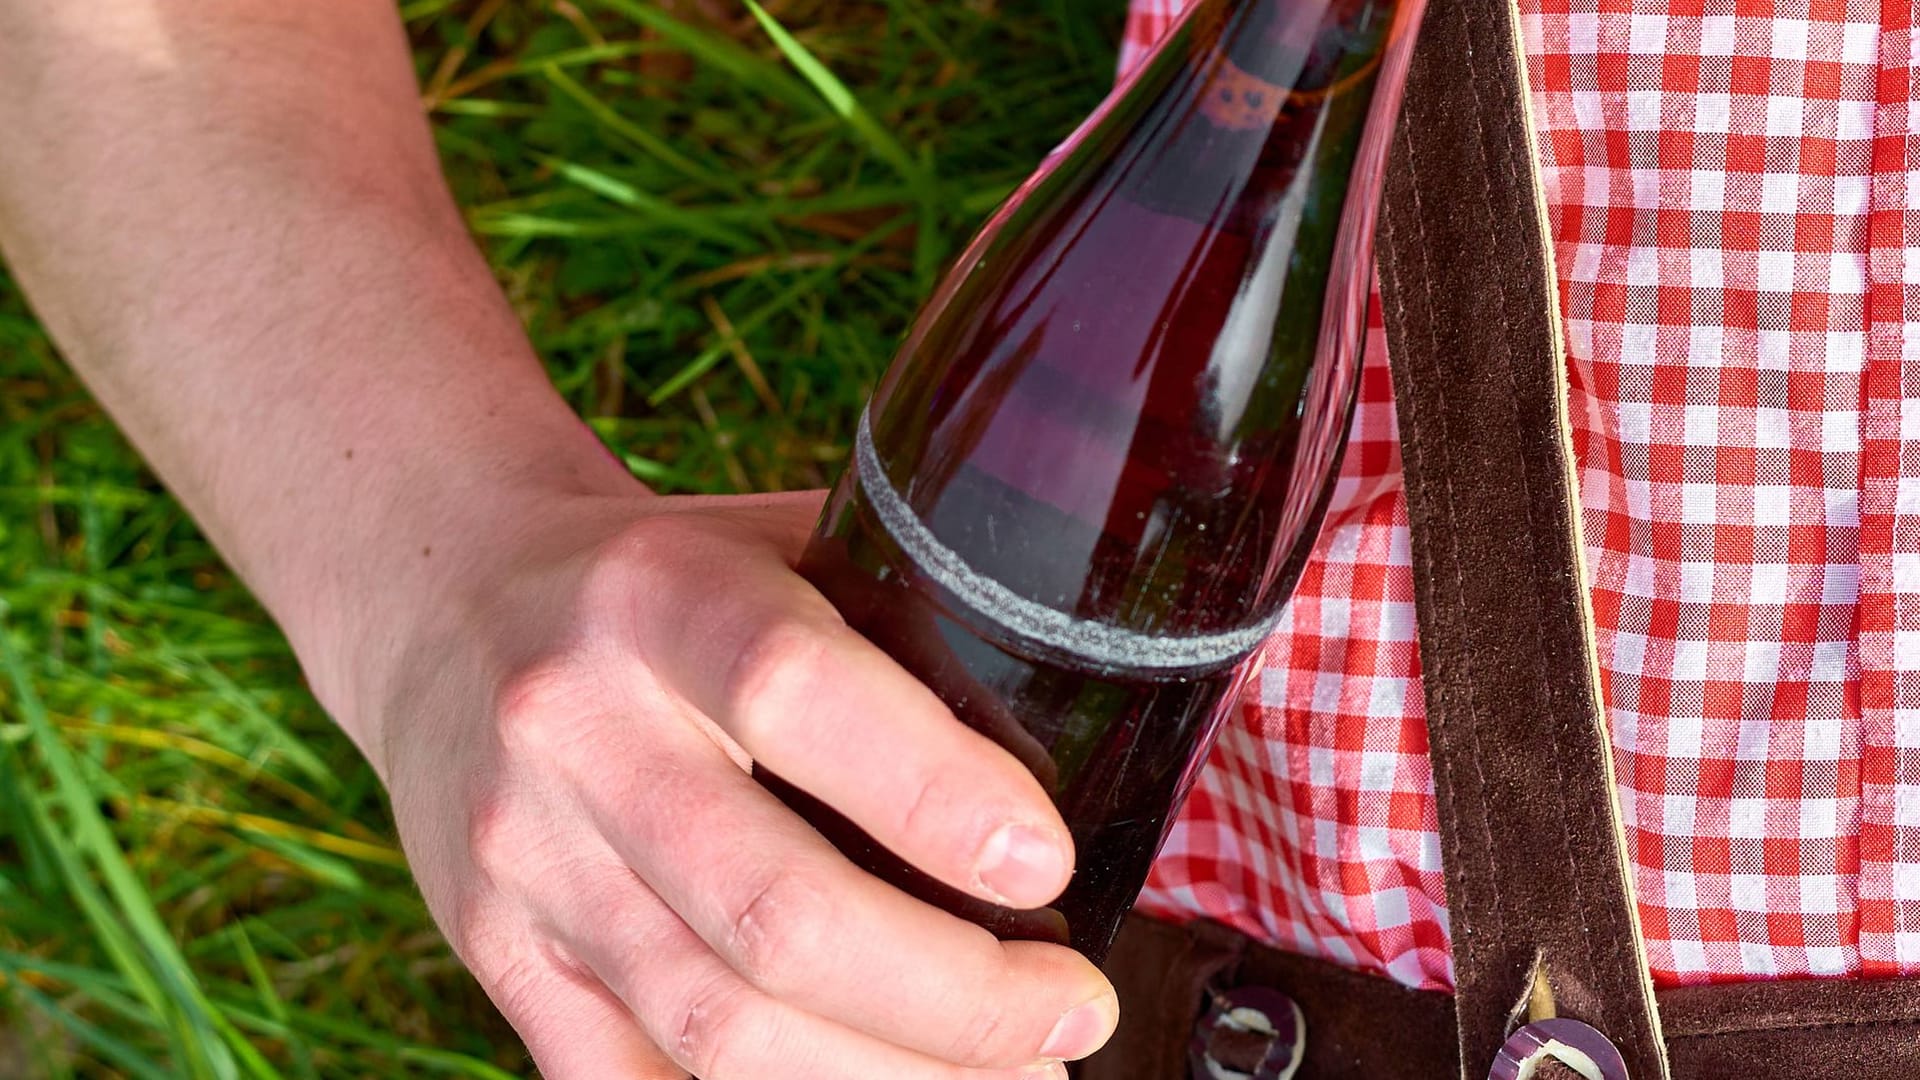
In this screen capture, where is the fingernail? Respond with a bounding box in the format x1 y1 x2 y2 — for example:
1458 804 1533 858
975 823 1068 905
1041 996 1118 1060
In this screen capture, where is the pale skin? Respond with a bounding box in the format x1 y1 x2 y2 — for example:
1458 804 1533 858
0 2 1120 1077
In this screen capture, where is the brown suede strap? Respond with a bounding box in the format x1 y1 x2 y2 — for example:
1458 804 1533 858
1369 0 1669 1074
1082 913 1920 1079
1078 915 1458 1079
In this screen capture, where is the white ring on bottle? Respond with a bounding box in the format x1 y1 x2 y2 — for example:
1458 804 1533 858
853 410 1278 674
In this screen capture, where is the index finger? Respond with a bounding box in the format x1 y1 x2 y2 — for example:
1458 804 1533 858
634 532 1074 913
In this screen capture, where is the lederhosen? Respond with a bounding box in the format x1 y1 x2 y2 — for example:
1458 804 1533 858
1077 0 1920 1075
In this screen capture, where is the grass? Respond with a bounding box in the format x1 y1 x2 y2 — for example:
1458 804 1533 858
0 1 1124 1075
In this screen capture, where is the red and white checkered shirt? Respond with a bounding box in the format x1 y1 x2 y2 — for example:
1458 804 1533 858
1123 0 1920 989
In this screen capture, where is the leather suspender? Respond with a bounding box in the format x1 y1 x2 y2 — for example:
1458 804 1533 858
1374 0 1669 1073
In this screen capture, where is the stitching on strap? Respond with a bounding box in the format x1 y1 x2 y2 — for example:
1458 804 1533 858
1453 0 1610 1017
1376 0 1670 1073
1390 99 1501 974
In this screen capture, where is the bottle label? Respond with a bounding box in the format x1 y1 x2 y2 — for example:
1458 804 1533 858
1198 55 1288 132
854 411 1278 675
1192 11 1399 132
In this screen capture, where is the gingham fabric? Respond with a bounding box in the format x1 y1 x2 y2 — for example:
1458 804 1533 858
1123 0 1920 989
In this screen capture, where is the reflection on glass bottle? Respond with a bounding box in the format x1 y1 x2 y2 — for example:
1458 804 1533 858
759 0 1429 963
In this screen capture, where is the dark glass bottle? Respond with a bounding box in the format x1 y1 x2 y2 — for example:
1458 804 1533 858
760 0 1428 963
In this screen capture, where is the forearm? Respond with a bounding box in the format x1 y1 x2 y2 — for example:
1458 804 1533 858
0 0 642 767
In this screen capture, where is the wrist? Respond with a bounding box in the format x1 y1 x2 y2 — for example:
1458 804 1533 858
278 403 649 774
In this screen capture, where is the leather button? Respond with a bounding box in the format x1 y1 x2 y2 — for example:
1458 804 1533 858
1187 986 1305 1080
1487 1018 1628 1080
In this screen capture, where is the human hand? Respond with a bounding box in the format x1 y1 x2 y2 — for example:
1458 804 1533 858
375 490 1119 1079
0 0 1119 1070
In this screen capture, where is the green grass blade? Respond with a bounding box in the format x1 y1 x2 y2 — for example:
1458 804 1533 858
0 622 281 1079
529 152 757 250
539 64 739 195
741 0 928 188
584 0 822 114
0 694 209 1071
228 922 319 1080
647 215 911 405
6 979 176 1080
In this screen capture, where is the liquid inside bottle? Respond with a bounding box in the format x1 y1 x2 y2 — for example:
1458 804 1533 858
762 0 1426 963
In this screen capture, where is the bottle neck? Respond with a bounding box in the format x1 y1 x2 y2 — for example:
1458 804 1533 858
1212 0 1314 82
1195 0 1391 106
1116 0 1357 229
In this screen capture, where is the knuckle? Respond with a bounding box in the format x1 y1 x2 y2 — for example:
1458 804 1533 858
463 791 518 870
722 618 831 746
462 790 541 892
590 518 682 592
614 511 742 591
482 950 561 1029
491 662 596 757
670 975 757 1079
492 662 574 732
722 867 829 989
622 508 713 557
441 888 505 966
